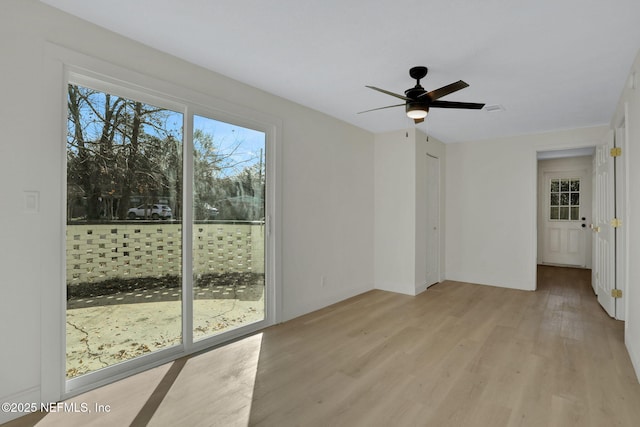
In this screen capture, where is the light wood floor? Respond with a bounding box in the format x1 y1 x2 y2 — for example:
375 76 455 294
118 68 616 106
6 265 640 426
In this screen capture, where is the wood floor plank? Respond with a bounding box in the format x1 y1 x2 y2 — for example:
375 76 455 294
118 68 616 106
6 265 640 427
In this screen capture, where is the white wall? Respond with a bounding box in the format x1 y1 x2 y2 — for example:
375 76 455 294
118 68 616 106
612 50 640 381
0 1 375 421
374 129 446 295
0 1 44 413
536 156 593 268
374 130 416 295
445 126 606 291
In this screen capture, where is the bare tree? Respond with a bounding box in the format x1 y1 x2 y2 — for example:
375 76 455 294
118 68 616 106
67 84 183 220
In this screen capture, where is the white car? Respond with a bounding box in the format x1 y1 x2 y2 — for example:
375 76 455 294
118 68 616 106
127 204 172 220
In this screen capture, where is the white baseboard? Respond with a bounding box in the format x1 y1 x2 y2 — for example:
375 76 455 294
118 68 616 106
0 386 41 424
415 282 429 295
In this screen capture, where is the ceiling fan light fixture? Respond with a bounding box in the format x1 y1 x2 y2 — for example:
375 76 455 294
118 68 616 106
360 67 484 122
406 104 428 119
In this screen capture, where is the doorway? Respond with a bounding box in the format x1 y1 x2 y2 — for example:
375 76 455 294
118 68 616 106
535 132 627 321
537 151 594 269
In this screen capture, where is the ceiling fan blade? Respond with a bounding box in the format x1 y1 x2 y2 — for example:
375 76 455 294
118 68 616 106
429 100 485 109
357 103 405 114
366 86 412 101
414 118 424 124
421 80 469 101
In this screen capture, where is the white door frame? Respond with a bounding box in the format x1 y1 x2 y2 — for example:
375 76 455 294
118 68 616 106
615 106 629 321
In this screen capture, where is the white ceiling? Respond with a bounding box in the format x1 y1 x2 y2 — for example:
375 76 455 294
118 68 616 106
41 0 640 143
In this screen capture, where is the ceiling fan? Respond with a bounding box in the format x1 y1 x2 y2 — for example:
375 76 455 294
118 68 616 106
359 66 485 124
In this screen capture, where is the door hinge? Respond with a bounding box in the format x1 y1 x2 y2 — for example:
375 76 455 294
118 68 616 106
611 289 623 298
610 218 622 228
610 147 622 157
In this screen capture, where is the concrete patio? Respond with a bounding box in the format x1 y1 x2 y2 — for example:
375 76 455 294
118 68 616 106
66 283 264 377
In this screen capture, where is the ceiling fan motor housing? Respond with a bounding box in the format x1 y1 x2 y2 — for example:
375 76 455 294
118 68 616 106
405 86 428 99
405 69 430 118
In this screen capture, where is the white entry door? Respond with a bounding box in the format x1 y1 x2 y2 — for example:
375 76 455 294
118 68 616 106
425 154 440 287
594 133 616 317
542 171 590 267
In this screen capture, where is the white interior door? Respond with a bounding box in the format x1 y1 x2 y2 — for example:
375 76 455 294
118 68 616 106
425 154 440 287
594 132 616 317
542 171 590 267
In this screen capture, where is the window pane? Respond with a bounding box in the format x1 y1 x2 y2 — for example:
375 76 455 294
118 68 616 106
550 180 559 192
571 207 579 220
559 207 569 220
561 180 570 191
66 84 183 378
550 193 559 206
560 193 569 206
550 207 559 219
192 115 266 341
571 193 580 206
571 179 580 191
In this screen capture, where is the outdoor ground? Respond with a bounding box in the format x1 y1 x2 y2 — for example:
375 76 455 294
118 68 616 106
66 274 264 378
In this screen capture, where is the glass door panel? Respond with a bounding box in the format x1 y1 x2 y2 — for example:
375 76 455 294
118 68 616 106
66 84 183 378
192 115 266 341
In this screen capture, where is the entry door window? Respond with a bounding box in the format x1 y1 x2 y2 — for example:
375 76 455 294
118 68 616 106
549 178 580 221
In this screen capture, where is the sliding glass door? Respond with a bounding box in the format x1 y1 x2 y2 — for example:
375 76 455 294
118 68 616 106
65 79 267 387
192 115 266 341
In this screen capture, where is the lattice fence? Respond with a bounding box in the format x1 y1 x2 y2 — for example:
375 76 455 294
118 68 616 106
66 223 264 285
